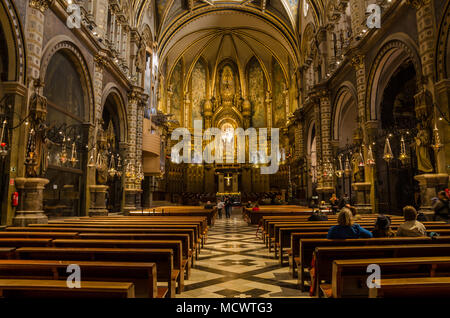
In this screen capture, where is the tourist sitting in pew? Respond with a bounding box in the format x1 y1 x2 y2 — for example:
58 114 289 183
348 205 362 221
327 208 373 239
252 204 260 212
308 209 328 221
396 206 427 237
372 215 394 238
432 191 449 222
246 201 253 208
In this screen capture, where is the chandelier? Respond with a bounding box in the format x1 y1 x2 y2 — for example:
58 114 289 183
335 154 344 177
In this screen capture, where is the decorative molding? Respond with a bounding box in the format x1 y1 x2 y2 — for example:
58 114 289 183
29 0 54 12
405 0 431 9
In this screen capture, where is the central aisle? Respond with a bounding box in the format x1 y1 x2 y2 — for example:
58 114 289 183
177 209 310 298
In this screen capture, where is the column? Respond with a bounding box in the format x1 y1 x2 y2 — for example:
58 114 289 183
123 88 140 214
318 89 334 201
351 54 373 213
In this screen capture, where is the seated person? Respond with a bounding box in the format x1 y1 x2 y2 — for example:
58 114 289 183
327 208 373 239
348 205 362 221
308 209 328 221
252 204 260 211
372 215 394 238
246 201 253 208
396 205 427 237
204 200 214 209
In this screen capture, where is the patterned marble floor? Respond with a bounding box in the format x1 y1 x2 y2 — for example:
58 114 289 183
176 209 310 298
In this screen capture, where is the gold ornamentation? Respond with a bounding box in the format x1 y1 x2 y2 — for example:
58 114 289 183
351 54 365 70
29 0 53 12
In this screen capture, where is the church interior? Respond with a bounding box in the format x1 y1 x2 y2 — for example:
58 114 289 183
0 0 449 299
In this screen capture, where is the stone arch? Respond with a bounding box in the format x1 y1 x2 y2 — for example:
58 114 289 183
101 84 128 144
366 35 422 122
332 82 358 146
40 36 94 123
0 0 26 84
435 0 450 81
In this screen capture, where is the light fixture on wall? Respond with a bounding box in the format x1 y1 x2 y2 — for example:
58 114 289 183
366 145 375 167
399 135 409 163
344 155 352 176
335 154 344 177
431 122 443 152
382 137 394 162
0 120 8 157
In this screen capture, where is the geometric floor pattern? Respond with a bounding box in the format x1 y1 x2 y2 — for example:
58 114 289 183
176 209 310 298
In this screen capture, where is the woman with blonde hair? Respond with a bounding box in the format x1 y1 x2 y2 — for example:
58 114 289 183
327 208 373 239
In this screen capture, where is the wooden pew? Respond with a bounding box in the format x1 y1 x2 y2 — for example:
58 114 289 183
298 236 450 291
331 256 450 298
27 223 203 251
51 239 184 293
0 248 14 259
368 277 450 298
278 223 450 265
313 244 450 297
0 259 162 298
0 232 78 239
0 279 135 298
12 247 177 298
0 238 53 247
7 227 199 262
78 233 192 279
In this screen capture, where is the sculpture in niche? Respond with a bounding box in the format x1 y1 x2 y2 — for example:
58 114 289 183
25 81 49 178
95 122 109 185
135 39 146 73
415 122 434 173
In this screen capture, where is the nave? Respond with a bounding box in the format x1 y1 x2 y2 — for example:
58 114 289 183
178 210 308 298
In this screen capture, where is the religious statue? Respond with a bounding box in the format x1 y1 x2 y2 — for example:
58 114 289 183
95 122 109 185
25 81 50 178
135 39 146 73
415 123 434 173
350 151 362 183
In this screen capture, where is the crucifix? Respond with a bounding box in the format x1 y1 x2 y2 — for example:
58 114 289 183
224 174 232 186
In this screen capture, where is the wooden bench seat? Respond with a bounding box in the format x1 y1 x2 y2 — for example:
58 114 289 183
0 259 161 298
369 277 450 298
313 244 450 297
331 256 450 298
78 233 192 278
0 238 53 247
276 223 450 265
0 232 78 239
298 236 450 291
51 239 184 293
8 227 199 261
0 248 14 259
27 223 203 252
11 247 177 298
0 279 135 298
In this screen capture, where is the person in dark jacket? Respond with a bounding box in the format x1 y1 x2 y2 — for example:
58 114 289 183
327 208 373 239
372 215 394 238
338 193 351 209
308 210 328 221
433 191 449 221
224 197 232 219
